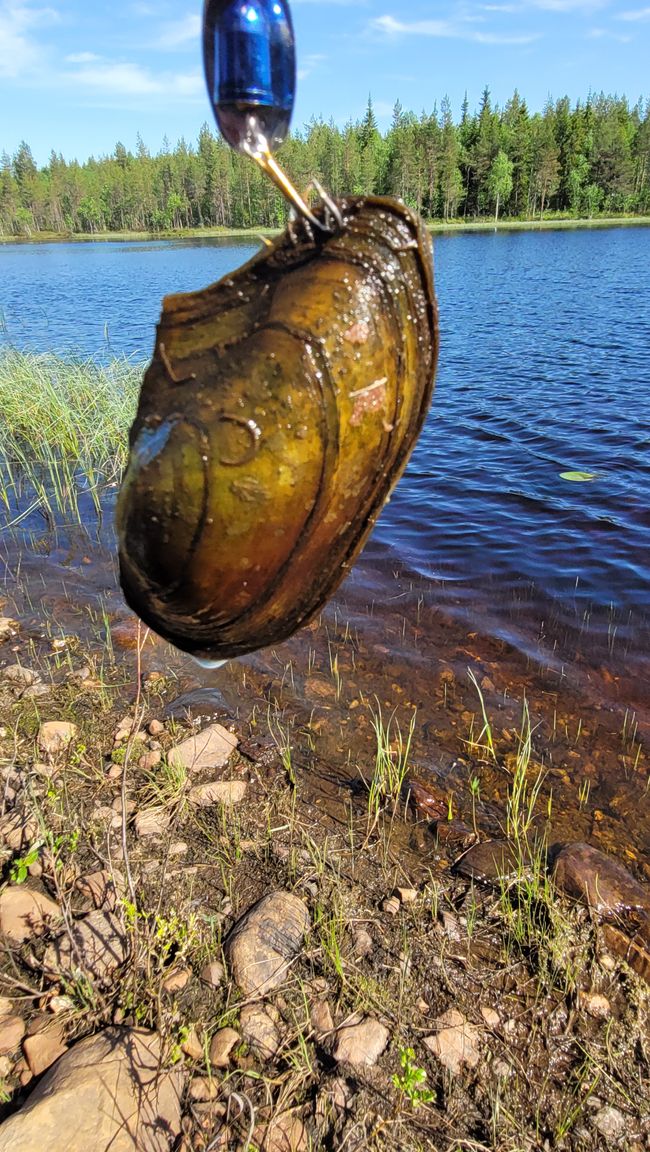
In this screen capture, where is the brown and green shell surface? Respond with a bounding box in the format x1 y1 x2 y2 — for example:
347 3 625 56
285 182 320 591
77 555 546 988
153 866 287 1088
116 195 439 659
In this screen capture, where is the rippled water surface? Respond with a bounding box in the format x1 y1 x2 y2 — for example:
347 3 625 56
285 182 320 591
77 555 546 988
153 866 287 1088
2 227 649 646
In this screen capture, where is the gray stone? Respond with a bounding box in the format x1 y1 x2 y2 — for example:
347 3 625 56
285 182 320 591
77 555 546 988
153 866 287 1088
593 1105 627 1142
225 891 310 996
37 721 78 756
0 1027 183 1152
168 724 238 773
2 664 39 689
134 809 171 838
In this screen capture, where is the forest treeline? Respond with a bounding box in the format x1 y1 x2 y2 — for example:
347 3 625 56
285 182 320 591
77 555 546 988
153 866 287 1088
1 88 649 236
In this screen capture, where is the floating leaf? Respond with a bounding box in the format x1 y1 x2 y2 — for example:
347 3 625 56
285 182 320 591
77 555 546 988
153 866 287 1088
559 471 598 483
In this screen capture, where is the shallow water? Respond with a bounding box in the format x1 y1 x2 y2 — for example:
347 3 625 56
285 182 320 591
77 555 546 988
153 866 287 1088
1 227 649 861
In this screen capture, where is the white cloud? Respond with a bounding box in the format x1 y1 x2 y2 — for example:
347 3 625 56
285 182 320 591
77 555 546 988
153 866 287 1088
619 5 650 17
372 14 537 44
0 0 59 78
63 59 204 100
65 51 100 64
155 13 201 50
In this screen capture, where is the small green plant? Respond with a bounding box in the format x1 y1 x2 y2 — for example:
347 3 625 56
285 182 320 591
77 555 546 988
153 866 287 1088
392 1047 435 1109
365 699 416 825
467 668 497 762
10 843 42 884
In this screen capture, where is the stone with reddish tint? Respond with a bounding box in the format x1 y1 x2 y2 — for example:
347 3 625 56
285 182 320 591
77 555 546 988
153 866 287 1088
0 1027 183 1152
333 1017 389 1067
0 887 61 945
424 1009 481 1075
0 1016 26 1055
23 1028 68 1077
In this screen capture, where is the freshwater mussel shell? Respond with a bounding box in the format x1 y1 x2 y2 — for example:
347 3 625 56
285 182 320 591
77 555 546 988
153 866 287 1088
116 195 439 659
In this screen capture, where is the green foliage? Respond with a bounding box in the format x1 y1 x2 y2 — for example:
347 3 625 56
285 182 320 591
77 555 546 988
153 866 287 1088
392 1047 435 1109
1 91 649 237
9 843 41 884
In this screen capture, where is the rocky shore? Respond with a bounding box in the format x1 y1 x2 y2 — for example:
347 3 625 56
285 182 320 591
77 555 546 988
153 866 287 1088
0 620 648 1152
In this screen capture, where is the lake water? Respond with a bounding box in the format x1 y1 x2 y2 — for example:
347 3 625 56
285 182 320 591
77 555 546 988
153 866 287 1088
2 227 649 644
1 227 649 860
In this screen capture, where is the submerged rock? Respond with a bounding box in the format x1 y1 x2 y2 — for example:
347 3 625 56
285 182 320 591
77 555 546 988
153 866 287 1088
553 842 650 940
452 839 523 885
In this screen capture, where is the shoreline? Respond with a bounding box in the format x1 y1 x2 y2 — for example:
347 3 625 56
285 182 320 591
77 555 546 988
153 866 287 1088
2 214 650 245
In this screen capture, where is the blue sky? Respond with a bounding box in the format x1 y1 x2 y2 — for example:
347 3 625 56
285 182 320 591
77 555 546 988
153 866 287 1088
1 0 649 166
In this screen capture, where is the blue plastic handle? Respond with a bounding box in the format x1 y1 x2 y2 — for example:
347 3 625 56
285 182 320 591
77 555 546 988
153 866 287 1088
203 0 296 152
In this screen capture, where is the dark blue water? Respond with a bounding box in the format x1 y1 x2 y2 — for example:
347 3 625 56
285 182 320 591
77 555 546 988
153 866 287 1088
2 228 649 645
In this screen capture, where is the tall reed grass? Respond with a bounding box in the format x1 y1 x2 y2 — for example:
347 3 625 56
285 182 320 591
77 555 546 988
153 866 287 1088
0 351 141 525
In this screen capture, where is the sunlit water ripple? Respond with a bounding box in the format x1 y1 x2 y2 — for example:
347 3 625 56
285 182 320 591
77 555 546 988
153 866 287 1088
1 227 649 657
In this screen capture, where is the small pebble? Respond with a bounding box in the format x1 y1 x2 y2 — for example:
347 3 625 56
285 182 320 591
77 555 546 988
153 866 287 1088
200 961 225 989
396 887 418 904
148 719 165 737
209 1027 240 1068
382 896 401 916
581 992 611 1021
162 968 190 995
481 1006 500 1029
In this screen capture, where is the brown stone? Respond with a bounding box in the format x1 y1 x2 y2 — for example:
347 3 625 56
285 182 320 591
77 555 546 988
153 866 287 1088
0 1027 183 1152
0 811 38 853
310 1001 334 1037
188 780 247 808
0 887 61 945
209 1027 239 1068
0 1016 26 1055
23 1029 68 1077
37 722 78 756
225 891 310 996
200 961 225 989
161 968 190 996
75 870 121 912
333 1017 389 1067
452 840 522 885
180 1026 203 1062
553 843 650 940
